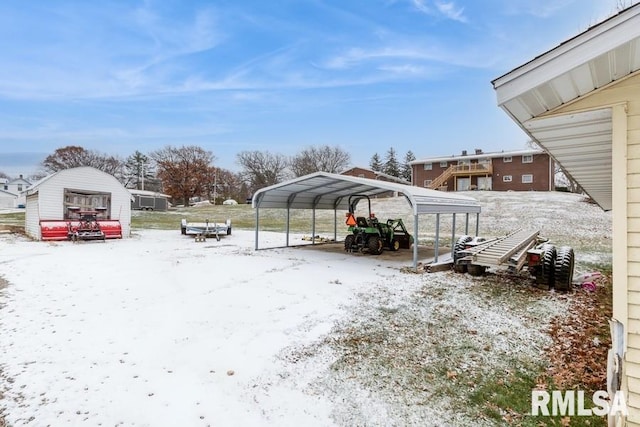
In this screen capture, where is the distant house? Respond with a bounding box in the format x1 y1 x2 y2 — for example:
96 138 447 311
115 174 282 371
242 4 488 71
0 189 17 209
129 189 171 211
341 167 409 184
410 148 553 192
2 175 31 207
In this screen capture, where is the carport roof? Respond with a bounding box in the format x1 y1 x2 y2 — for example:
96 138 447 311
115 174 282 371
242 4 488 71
252 171 481 215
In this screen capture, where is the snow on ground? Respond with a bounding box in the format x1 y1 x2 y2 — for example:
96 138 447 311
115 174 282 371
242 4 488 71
0 191 612 426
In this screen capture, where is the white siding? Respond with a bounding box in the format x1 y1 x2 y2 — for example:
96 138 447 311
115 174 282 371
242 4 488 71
25 167 132 240
25 194 40 239
553 71 640 425
0 192 16 208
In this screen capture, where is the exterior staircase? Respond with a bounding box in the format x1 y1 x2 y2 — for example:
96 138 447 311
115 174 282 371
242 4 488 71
428 162 493 190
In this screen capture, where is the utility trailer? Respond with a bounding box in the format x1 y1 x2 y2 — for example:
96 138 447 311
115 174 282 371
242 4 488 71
453 228 575 291
181 218 231 242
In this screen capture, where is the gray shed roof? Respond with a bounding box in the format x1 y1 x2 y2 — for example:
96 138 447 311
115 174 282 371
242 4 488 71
252 171 481 214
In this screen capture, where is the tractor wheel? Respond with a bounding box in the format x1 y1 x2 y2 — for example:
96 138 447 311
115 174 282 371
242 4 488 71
467 264 486 276
390 238 401 251
344 235 355 252
368 235 383 255
541 244 556 287
227 226 232 236
554 246 575 292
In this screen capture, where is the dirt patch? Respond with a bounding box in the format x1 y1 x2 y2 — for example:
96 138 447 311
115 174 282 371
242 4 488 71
295 241 450 263
0 225 25 234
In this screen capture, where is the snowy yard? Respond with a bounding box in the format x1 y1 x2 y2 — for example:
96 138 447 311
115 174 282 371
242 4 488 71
0 191 612 426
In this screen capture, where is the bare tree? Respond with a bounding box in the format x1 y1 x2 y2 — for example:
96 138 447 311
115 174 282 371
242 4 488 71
150 145 216 206
207 168 246 204
0 171 9 180
42 145 123 177
290 145 351 177
236 150 289 193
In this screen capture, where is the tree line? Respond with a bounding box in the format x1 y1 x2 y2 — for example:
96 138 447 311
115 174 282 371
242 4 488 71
1 145 417 206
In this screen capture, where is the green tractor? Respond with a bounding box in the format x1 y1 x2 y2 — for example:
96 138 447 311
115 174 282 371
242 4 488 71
344 195 413 255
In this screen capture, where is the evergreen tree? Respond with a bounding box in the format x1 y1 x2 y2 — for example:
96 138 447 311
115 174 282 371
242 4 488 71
384 147 400 177
370 153 383 172
124 151 155 189
401 150 416 182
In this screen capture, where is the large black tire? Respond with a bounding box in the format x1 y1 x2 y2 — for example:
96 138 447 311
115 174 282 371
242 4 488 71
541 244 556 287
467 264 486 276
367 235 383 255
344 234 355 252
453 235 473 262
390 238 401 252
227 226 232 236
554 246 575 291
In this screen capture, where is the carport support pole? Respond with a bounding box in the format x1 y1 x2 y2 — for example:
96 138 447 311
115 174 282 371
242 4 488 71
451 213 456 253
312 208 316 244
434 213 440 263
255 206 260 250
465 213 469 235
475 213 480 236
413 214 418 270
333 209 337 242
286 207 290 247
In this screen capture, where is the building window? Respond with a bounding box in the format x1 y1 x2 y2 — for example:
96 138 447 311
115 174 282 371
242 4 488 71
424 163 432 170
358 174 365 178
440 161 448 168
424 180 432 187
503 175 512 182
503 156 512 163
522 174 533 183
17 185 23 191
522 155 533 163
3 185 7 191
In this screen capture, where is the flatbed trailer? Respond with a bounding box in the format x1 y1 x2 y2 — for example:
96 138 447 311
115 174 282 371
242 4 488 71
453 228 575 291
181 219 231 242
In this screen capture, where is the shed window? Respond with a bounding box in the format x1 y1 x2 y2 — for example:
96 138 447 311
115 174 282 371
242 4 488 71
503 156 512 162
522 174 533 183
423 180 432 187
440 161 448 168
424 163 432 170
503 175 513 182
522 155 533 163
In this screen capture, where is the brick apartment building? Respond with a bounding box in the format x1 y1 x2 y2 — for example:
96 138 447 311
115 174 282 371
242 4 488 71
410 148 554 192
341 167 409 184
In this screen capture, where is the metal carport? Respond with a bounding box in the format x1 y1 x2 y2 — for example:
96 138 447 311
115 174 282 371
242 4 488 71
251 172 482 269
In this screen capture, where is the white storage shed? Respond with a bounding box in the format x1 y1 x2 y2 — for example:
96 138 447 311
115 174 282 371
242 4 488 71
0 189 18 209
25 167 133 240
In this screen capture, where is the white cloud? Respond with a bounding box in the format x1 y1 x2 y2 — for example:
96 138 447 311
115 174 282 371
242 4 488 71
434 1 467 22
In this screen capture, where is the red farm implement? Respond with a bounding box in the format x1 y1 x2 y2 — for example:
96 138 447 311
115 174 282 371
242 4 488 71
40 209 122 242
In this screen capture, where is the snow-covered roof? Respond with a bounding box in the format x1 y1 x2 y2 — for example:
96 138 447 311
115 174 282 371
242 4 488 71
128 189 171 198
341 166 410 184
410 148 545 165
492 3 640 211
252 171 480 215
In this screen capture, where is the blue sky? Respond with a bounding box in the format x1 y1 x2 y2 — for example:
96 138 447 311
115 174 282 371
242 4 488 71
0 0 632 178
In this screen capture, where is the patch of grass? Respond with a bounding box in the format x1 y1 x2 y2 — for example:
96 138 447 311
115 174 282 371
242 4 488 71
0 211 24 226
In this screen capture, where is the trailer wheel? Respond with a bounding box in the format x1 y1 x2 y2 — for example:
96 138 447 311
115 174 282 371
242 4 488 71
467 264 486 276
541 244 556 287
453 235 473 262
390 238 401 251
368 235 383 255
227 226 232 236
554 246 575 291
344 235 355 252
